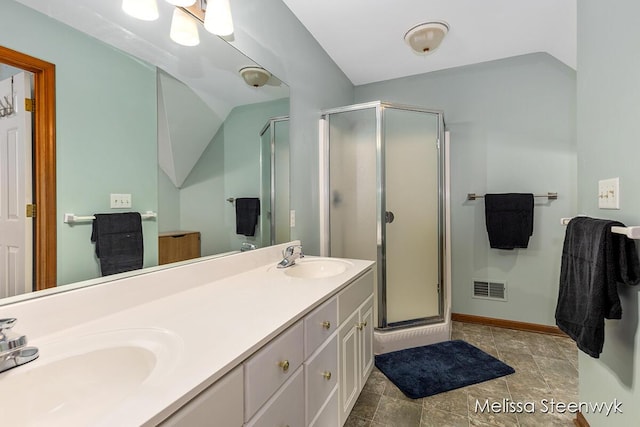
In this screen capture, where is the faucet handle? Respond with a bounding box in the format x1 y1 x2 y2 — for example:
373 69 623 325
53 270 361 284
283 245 303 257
0 318 17 332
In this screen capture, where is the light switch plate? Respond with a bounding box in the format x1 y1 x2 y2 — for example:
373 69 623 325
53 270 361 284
598 178 620 209
110 193 132 209
290 210 296 227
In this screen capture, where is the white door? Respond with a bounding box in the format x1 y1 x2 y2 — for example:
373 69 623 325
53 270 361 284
0 71 33 298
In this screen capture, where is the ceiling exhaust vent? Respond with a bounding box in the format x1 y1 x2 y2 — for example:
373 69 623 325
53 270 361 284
473 280 507 301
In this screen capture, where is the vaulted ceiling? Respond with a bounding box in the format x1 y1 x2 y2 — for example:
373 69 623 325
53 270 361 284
282 0 577 85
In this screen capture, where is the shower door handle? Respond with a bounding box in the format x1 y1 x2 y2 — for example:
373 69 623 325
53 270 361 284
385 211 395 224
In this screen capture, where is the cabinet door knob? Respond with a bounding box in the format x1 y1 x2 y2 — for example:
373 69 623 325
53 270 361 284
322 371 332 380
279 360 290 372
321 321 331 330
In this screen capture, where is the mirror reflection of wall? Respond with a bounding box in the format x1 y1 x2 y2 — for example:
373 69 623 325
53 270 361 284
157 70 289 258
0 0 290 300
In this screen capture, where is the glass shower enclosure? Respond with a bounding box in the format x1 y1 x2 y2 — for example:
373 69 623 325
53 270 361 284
260 116 290 247
321 102 446 330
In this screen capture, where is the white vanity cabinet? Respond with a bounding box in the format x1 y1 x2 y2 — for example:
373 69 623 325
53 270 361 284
337 270 375 426
159 366 244 426
304 297 339 426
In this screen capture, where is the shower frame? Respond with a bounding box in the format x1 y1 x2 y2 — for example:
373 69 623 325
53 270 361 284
260 115 289 246
320 101 447 330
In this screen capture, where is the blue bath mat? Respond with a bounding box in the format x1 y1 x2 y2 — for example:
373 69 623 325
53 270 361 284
374 340 515 399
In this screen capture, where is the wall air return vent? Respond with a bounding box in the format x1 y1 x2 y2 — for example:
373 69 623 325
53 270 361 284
472 280 507 301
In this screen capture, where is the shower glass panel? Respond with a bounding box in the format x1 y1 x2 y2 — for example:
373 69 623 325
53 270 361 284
259 126 272 248
324 102 444 330
260 117 290 247
384 108 440 325
328 108 378 263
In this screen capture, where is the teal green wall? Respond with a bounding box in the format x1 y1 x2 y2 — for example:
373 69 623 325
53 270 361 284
1 0 158 285
577 1 640 425
355 53 577 326
167 98 289 255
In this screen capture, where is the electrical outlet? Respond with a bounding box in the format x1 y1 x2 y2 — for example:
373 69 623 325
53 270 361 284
598 178 620 209
110 193 132 209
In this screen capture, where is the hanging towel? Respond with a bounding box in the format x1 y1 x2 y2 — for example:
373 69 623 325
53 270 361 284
484 193 534 249
91 212 144 276
235 198 260 236
555 217 640 358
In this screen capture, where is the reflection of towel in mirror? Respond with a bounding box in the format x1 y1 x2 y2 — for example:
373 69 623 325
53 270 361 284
484 193 534 249
555 217 640 358
91 212 144 276
235 198 260 236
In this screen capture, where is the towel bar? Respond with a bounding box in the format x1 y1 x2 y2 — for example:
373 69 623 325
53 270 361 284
64 211 157 224
467 192 558 201
560 217 640 239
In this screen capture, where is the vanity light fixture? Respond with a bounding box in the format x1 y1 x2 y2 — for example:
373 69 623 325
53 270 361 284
122 0 160 21
404 21 449 55
170 8 200 46
239 67 271 87
203 0 234 37
165 0 197 6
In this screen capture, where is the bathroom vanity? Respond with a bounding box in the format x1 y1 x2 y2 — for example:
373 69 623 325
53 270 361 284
0 242 374 426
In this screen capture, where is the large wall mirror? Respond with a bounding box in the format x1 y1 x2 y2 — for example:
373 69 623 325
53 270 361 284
0 0 290 304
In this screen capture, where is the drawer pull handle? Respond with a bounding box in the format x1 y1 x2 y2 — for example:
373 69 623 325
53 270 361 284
356 321 368 331
322 371 332 380
321 321 331 330
279 360 290 372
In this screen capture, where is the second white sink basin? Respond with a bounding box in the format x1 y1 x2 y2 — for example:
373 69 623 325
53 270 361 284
283 257 353 279
0 328 181 426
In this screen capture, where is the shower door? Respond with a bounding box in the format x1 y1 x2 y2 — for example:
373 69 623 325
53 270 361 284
324 102 444 329
382 107 441 327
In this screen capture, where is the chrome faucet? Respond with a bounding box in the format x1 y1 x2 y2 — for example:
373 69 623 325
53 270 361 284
241 242 257 252
277 245 304 268
0 318 39 374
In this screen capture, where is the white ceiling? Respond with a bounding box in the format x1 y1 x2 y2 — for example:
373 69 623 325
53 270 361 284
282 0 577 85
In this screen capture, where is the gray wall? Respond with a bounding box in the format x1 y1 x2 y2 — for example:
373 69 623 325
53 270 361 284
230 0 355 255
577 0 640 425
355 53 577 326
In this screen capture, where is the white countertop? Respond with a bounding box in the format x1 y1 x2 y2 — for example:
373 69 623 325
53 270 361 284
0 243 374 426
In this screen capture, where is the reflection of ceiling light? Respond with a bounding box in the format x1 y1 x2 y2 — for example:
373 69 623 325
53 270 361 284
165 0 196 6
204 0 234 36
170 8 200 46
122 0 159 21
240 67 271 87
124 0 235 42
404 21 449 55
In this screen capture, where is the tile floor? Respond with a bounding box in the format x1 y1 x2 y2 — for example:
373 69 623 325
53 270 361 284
345 321 579 427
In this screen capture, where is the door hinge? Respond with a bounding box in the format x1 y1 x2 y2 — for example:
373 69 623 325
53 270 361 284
25 98 35 112
26 204 36 218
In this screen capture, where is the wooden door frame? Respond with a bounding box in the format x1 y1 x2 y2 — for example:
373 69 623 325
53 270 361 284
0 45 56 290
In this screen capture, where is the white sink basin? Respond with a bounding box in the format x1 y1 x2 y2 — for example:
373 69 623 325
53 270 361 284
0 328 181 425
282 257 353 279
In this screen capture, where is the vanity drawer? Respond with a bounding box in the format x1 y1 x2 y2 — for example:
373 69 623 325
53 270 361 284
338 269 374 324
304 296 337 358
305 334 338 425
310 387 339 427
245 366 304 427
160 366 243 426
244 321 304 421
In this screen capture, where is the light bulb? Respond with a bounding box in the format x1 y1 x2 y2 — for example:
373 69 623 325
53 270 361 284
122 0 159 21
165 0 197 6
204 0 234 36
170 8 200 46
